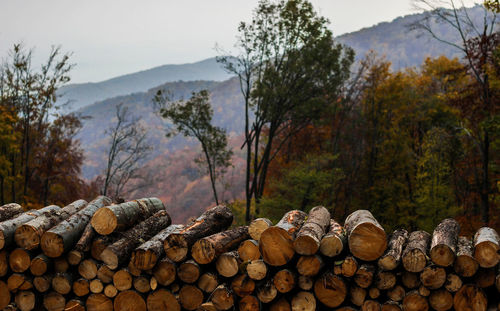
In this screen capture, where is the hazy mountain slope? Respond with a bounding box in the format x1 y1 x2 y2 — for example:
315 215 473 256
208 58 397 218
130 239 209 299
58 58 232 111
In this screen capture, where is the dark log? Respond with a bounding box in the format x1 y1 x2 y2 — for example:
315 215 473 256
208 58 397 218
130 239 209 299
298 275 313 291
97 265 114 284
40 196 112 258
319 219 346 258
473 227 500 268
375 271 396 290
197 271 218 293
15 200 86 250
0 249 7 277
249 218 273 241
238 239 261 261
429 289 453 311
179 284 204 310
270 297 291 311
114 290 146 311
72 278 90 297
9 248 32 273
453 284 487 311
15 290 35 311
378 229 408 271
496 264 500 292
293 206 330 255
401 271 421 289
420 265 446 289
0 203 23 222
444 273 462 292
342 255 358 277
29 254 51 276
67 222 95 265
231 274 255 297
354 264 376 288
418 285 430 297
164 205 233 262
147 289 180 311
381 301 402 311
350 285 367 306
247 259 267 280
402 230 431 273
291 291 316 311
387 285 405 302
33 274 52 293
53 256 69 273
296 254 323 276
368 287 381 299
239 295 260 311
260 210 307 266
86 293 113 311
314 272 347 308
362 300 381 311
0 205 61 250
43 291 65 311
474 267 496 288
78 258 98 280
430 218 460 267
153 257 176 286
273 269 296 293
256 280 277 303
178 259 201 284
402 290 428 311
215 250 239 277
132 224 183 270
454 236 479 277
191 226 249 264
345 210 387 261
52 272 72 294
113 269 133 291
0 280 11 310
100 210 171 269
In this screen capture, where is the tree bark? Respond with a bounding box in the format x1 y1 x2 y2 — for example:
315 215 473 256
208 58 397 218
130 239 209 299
191 226 249 264
473 226 499 268
164 205 233 262
314 272 347 308
40 196 111 258
378 229 407 271
68 222 96 266
454 236 479 277
249 218 272 241
345 210 387 261
259 210 307 266
430 218 460 267
15 200 86 250
402 230 431 273
320 219 346 257
100 210 171 269
0 203 23 222
293 206 330 255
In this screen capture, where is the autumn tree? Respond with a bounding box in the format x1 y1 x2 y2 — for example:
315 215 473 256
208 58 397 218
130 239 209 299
218 0 354 221
154 89 232 205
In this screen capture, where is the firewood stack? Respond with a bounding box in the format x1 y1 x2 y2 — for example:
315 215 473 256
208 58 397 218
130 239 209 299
0 198 498 311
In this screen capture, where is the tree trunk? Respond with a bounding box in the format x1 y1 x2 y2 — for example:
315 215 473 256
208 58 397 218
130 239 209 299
215 251 240 278
453 284 487 311
0 205 61 250
100 210 171 269
402 290 428 311
191 226 249 264
179 285 204 311
178 259 201 284
378 229 408 271
247 259 267 280
319 219 346 257
238 239 260 261
345 210 387 261
15 200 87 250
249 218 272 241
314 272 347 308
293 206 330 255
164 205 233 262
473 226 499 268
212 284 234 311
40 196 112 258
68 222 96 266
231 274 255 297
91 197 164 235
132 224 183 270
291 291 316 311
259 210 307 266
0 203 23 222
146 289 180 311
430 218 460 267
402 230 431 273
86 293 113 311
296 254 323 276
114 290 146 311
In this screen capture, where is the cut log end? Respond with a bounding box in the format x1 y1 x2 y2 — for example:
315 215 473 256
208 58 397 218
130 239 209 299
402 249 427 273
67 250 84 266
191 239 216 265
349 222 387 261
430 244 455 267
91 208 117 236
259 227 294 266
114 290 146 311
319 234 343 257
14 225 40 250
86 293 113 311
147 289 180 311
249 218 272 241
40 231 64 258
100 248 119 270
132 249 157 271
164 235 189 262
474 240 500 268
0 281 10 310
293 235 319 256
453 284 487 311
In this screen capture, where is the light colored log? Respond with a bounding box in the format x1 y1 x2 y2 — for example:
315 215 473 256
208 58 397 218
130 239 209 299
345 210 387 261
378 229 408 271
473 227 500 268
293 206 330 255
319 219 346 257
430 218 459 267
249 218 272 241
402 230 431 273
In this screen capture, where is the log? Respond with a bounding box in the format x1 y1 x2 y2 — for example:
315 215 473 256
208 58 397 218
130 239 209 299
90 234 120 261
178 259 201 283
164 205 233 262
474 227 500 268
474 267 496 288
90 279 104 294
378 229 408 271
231 274 255 297
103 284 117 298
381 301 402 311
453 284 487 311
296 254 323 276
430 218 460 267
191 226 249 264
215 251 239 278
9 248 32 273
147 289 180 311
291 291 316 311
314 272 347 308
113 269 132 291
152 257 176 286
100 210 171 269
419 265 446 289
260 210 307 266
368 287 381 299
247 259 267 280
53 256 69 272
197 271 218 293
239 295 260 311
342 255 358 277
387 285 405 302
43 291 65 311
298 275 313 291
29 254 50 276
86 293 113 311
362 300 381 311
0 205 61 250
150 276 158 291
67 222 95 265
212 284 234 311
114 290 146 311
91 197 164 235
274 269 296 293
40 196 112 258
132 224 183 270
402 230 431 273
72 278 90 297
429 289 453 311
52 272 72 294
179 284 204 310
256 280 277 303
197 302 218 311
319 219 346 257
33 274 52 293
238 239 261 261
418 285 430 297
0 280 11 310
401 271 421 289
8 273 32 292
293 206 330 255
351 285 367 306
15 200 86 250
66 299 85 311
270 297 291 311
444 273 462 292
375 271 396 290
78 258 98 280
454 236 479 277
354 264 376 288
97 265 114 284
249 218 272 241
402 290 428 311
0 203 23 222
0 249 7 277
127 259 141 276
345 210 387 261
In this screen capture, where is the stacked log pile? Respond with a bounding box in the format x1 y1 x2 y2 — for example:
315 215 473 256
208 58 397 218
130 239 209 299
0 198 498 311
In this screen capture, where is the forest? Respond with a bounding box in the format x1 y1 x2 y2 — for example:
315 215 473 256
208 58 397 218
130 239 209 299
0 0 498 235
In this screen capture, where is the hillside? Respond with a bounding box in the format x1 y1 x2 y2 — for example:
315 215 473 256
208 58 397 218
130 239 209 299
58 58 232 111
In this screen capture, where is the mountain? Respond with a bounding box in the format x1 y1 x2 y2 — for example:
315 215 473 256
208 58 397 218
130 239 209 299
58 58 232 111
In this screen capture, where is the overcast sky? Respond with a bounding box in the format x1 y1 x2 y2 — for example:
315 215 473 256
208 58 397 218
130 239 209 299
0 0 479 83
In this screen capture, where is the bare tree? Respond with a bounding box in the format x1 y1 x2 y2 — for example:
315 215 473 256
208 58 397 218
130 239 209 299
102 103 152 200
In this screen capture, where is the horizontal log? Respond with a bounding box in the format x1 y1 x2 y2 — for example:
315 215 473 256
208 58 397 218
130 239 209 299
0 203 23 222
248 218 272 241
191 226 249 264
378 229 407 271
345 210 387 261
430 218 459 267
473 227 500 268
293 206 330 255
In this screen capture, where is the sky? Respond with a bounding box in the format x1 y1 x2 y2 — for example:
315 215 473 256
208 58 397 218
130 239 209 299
0 0 479 83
